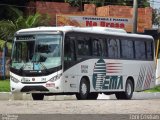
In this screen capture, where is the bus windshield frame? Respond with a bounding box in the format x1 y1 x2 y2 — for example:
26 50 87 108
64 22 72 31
11 33 63 75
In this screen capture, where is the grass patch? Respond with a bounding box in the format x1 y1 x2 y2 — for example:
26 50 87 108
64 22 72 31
0 80 10 92
145 85 160 92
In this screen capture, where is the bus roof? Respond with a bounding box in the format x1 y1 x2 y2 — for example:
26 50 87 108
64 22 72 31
16 26 153 40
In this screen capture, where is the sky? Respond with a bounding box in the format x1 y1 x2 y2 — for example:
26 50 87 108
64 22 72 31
150 0 160 9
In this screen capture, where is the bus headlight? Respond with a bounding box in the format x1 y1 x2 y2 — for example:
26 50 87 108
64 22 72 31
10 76 19 83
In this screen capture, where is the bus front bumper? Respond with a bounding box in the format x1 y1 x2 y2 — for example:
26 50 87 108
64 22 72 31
10 80 63 94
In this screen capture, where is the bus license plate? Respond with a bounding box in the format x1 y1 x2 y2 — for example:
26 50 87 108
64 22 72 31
21 78 30 82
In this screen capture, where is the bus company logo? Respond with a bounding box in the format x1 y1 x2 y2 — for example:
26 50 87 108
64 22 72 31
32 78 35 81
92 59 123 90
92 59 106 90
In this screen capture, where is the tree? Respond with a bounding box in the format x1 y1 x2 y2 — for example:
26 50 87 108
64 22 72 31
138 0 150 7
0 5 23 20
65 0 150 7
0 0 26 20
153 8 160 28
64 0 81 7
0 7 50 52
0 8 50 41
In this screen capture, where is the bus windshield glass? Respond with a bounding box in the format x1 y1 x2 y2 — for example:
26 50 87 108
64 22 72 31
11 34 62 71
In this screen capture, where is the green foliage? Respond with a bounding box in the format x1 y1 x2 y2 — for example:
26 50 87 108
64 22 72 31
65 0 150 7
0 7 51 41
153 8 160 27
0 80 10 92
65 0 81 7
0 40 12 50
0 7 50 58
7 7 23 20
137 0 150 7
0 6 23 20
0 20 17 40
145 85 160 92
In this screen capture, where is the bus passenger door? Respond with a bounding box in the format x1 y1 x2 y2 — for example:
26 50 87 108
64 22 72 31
63 35 78 92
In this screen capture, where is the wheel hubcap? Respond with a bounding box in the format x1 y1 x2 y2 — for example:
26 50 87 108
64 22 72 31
127 83 132 95
81 83 87 95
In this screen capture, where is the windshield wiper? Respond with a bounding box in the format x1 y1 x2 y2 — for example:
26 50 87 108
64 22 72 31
19 63 27 74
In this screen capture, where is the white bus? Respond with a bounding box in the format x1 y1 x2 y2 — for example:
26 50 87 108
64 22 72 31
156 39 160 85
10 26 156 100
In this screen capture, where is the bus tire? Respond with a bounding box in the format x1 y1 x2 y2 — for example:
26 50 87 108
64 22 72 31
115 79 134 100
32 93 44 100
76 78 90 100
88 93 98 100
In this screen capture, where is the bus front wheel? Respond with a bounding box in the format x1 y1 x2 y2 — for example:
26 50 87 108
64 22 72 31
76 78 90 100
115 79 134 100
32 93 44 100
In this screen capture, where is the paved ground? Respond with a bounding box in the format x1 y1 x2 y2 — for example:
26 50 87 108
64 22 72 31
1 93 160 120
0 92 160 120
0 99 160 114
1 92 160 100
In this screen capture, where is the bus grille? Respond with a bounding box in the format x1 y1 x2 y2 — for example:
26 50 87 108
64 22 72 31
21 82 46 84
21 86 49 92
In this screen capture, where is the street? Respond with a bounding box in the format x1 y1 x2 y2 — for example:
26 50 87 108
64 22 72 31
0 99 159 114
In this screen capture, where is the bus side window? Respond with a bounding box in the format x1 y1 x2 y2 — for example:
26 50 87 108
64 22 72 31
64 36 76 70
108 38 120 59
135 41 146 60
92 38 102 57
121 39 134 59
100 38 106 57
77 36 92 60
146 41 153 60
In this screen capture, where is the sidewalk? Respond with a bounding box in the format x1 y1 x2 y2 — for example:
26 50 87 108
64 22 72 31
0 92 160 100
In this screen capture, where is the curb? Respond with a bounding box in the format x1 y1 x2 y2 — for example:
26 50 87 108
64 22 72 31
0 92 11 100
0 92 160 100
0 92 77 101
98 92 160 100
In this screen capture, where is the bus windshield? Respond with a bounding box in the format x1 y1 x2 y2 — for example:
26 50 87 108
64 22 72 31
11 34 62 71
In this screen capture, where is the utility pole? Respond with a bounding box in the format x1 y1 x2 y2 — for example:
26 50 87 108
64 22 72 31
80 0 82 11
132 0 138 33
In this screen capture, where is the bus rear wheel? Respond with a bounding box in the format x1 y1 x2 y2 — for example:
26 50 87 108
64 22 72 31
32 93 44 100
115 79 134 100
76 78 90 100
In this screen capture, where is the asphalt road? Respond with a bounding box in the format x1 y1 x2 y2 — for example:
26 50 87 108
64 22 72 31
0 99 160 114
0 99 160 120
